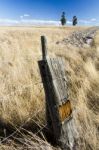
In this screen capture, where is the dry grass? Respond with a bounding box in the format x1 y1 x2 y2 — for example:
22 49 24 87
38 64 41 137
0 26 99 149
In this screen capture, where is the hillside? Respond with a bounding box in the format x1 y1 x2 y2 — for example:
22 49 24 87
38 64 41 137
0 26 99 150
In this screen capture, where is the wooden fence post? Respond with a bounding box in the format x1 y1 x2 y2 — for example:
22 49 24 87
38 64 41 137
41 36 47 60
38 36 79 150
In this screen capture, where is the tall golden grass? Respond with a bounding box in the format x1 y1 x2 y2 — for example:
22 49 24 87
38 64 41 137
0 27 99 149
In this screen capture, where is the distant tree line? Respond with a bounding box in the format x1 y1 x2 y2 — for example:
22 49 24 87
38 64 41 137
60 12 78 26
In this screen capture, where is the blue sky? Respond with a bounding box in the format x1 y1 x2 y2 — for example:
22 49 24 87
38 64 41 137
0 0 99 26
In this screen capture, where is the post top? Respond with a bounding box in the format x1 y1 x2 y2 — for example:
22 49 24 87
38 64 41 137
41 36 47 60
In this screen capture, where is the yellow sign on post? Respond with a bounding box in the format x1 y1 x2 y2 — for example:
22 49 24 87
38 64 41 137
59 100 72 122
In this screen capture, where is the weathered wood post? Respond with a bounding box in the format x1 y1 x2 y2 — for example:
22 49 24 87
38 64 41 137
38 36 78 150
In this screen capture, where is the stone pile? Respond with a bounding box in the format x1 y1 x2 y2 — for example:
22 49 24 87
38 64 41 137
56 27 99 48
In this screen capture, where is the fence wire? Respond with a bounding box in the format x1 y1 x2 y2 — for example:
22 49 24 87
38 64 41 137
0 107 46 144
0 79 46 143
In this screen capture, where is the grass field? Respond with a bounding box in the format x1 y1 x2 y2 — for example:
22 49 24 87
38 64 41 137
0 26 99 150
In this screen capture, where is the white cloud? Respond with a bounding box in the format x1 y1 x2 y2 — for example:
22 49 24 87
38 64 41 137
0 19 19 25
90 18 96 22
79 19 91 24
24 14 30 17
0 18 98 26
20 14 30 19
79 18 97 25
67 21 72 24
20 19 60 25
20 16 23 19
0 18 60 26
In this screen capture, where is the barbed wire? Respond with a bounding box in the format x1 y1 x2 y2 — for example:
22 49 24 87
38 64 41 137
0 79 46 143
0 107 46 144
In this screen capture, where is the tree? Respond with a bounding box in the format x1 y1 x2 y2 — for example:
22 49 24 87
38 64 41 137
72 16 78 26
60 12 66 26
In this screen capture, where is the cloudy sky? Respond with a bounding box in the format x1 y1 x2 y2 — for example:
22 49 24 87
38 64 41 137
0 0 99 26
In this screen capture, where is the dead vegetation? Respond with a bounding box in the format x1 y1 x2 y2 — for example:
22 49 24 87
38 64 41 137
0 27 99 150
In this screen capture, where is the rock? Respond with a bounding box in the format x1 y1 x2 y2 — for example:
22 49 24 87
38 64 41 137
83 36 94 45
56 41 60 44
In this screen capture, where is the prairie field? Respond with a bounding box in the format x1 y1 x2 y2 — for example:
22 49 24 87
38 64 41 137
0 26 99 150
